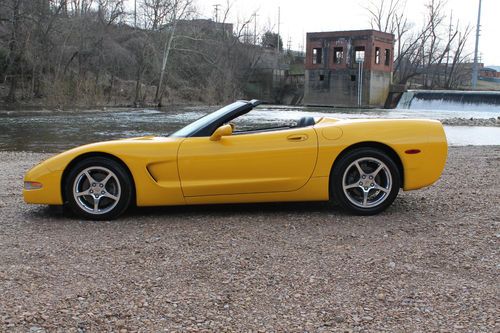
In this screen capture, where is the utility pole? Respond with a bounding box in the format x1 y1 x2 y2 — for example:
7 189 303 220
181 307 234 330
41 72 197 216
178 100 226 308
356 52 365 107
357 59 364 107
134 0 137 28
245 25 250 43
274 7 281 96
276 7 280 55
213 4 220 23
472 0 482 89
253 13 258 45
302 29 305 56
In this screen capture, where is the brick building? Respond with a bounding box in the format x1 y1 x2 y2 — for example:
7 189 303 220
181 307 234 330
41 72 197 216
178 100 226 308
303 30 394 107
479 66 500 80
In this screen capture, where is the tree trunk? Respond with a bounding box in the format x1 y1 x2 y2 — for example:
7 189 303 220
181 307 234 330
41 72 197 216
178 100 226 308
6 76 17 103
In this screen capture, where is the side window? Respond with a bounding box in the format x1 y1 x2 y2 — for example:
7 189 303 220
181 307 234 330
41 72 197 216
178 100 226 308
333 47 343 64
375 47 381 64
385 49 391 66
312 48 322 64
354 46 365 62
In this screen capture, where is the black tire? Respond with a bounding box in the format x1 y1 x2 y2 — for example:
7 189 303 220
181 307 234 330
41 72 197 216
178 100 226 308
64 157 133 220
330 148 400 215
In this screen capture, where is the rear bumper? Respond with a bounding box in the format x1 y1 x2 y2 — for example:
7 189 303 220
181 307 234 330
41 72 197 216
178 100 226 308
402 137 448 190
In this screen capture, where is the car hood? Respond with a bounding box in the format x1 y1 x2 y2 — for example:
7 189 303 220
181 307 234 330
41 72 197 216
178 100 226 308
35 136 182 172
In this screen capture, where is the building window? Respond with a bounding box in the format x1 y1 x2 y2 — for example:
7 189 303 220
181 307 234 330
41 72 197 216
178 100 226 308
350 75 356 81
312 48 322 64
354 46 365 63
385 49 391 66
333 47 343 64
375 47 381 64
319 74 325 81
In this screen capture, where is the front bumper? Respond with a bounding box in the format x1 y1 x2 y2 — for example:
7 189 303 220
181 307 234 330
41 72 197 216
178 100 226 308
23 164 64 205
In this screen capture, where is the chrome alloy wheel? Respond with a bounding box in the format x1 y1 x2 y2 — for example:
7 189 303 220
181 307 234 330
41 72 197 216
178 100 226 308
341 157 392 208
72 166 121 215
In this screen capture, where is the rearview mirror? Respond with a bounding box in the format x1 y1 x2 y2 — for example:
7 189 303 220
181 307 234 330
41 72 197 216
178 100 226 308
209 124 233 141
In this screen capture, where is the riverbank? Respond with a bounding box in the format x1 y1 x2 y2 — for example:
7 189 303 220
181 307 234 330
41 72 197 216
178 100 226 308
0 100 208 111
0 146 498 331
440 117 499 127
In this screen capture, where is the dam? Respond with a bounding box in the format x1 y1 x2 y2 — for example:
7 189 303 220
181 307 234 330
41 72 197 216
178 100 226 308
396 90 500 111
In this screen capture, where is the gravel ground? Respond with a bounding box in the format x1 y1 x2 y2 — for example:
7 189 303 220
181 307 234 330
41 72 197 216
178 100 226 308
440 117 499 127
0 146 499 332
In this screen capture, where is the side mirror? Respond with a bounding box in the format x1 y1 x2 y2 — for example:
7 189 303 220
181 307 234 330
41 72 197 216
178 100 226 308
209 124 233 141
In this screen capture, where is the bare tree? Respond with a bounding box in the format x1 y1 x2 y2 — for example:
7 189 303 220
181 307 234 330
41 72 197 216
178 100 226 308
0 0 269 106
151 0 193 105
365 0 405 33
1 0 30 102
365 0 472 89
139 0 172 30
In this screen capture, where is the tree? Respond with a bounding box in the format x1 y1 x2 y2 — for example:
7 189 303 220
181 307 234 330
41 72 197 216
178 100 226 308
151 0 193 105
261 31 282 51
364 0 472 88
140 0 173 30
1 0 29 102
0 0 268 106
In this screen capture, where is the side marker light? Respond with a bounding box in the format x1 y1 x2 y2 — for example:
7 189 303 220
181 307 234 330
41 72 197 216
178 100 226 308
405 149 421 155
24 181 43 190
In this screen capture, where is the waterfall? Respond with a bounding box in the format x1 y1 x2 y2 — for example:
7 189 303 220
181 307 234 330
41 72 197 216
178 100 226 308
396 90 500 111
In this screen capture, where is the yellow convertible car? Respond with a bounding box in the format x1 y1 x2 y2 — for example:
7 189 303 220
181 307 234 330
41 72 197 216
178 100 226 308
23 100 447 219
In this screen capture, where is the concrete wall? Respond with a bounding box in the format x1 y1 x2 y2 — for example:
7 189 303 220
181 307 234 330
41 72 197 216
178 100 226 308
305 69 366 107
369 71 392 106
304 68 391 107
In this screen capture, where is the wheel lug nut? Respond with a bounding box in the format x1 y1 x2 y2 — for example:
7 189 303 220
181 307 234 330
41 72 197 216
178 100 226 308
371 183 374 187
89 190 93 193
359 182 363 186
369 176 373 179
99 184 103 187
92 183 96 187
364 187 368 190
362 175 366 179
101 191 105 194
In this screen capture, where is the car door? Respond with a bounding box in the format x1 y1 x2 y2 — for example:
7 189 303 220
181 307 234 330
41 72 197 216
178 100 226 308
177 127 318 197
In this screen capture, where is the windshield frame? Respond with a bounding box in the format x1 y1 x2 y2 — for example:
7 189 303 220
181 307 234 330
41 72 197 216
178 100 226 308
170 100 258 138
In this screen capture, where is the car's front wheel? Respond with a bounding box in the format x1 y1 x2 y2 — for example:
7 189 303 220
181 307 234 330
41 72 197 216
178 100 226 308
331 148 400 215
64 157 132 220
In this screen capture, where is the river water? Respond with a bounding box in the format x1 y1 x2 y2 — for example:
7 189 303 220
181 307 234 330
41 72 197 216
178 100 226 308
0 105 499 152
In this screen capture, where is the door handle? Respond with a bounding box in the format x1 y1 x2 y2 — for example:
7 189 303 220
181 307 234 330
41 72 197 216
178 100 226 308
287 134 308 142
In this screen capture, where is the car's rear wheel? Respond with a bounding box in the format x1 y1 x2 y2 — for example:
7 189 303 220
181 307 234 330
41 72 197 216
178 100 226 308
331 148 400 215
64 157 132 220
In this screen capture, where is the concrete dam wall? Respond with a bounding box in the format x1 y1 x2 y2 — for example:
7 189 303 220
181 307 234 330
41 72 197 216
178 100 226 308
397 90 500 111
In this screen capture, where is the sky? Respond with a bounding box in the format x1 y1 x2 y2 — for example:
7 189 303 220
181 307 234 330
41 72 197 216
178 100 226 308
193 0 499 66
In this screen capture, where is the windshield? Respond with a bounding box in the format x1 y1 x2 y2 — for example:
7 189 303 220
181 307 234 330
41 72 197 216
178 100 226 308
170 101 248 137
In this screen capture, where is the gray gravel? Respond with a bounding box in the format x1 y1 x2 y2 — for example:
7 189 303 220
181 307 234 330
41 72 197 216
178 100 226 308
0 146 499 332
440 117 500 127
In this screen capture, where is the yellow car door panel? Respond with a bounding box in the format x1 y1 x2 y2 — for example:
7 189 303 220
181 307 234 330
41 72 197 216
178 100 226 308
178 127 318 197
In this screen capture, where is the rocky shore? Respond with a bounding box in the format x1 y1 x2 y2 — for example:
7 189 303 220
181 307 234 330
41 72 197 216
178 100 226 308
0 146 499 332
440 117 500 127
